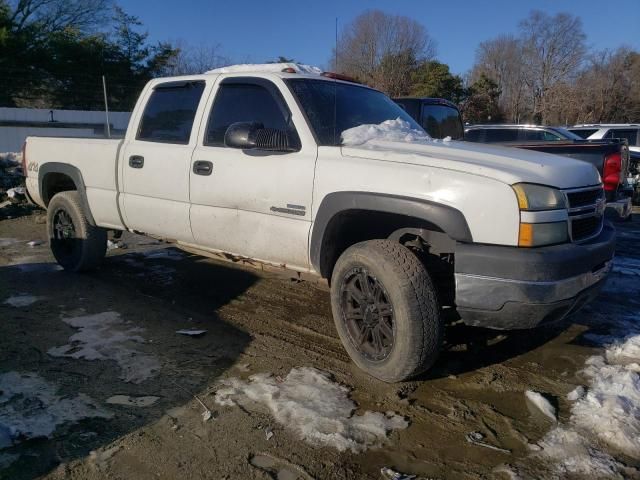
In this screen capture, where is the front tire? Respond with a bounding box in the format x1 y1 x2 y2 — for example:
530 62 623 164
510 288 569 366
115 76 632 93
330 240 442 382
47 191 107 272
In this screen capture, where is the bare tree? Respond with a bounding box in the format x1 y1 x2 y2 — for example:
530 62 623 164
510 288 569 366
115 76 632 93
571 47 640 123
162 41 230 76
519 10 586 123
471 35 528 122
8 0 112 34
332 10 436 93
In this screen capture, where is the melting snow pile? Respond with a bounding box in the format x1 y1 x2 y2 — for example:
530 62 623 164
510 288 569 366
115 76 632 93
341 118 434 147
3 294 44 307
525 390 556 421
531 314 640 477
0 372 111 446
0 152 24 202
48 311 160 384
207 63 322 75
215 367 408 452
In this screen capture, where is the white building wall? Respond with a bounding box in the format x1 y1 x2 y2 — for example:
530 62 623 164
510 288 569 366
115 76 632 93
0 107 131 152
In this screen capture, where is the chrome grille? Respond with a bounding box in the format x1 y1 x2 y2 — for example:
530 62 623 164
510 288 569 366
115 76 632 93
564 186 605 242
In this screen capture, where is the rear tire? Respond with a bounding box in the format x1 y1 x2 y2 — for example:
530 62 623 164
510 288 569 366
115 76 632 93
47 191 107 272
330 240 442 382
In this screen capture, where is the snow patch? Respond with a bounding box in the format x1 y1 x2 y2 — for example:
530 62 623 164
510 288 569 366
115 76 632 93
207 63 322 75
9 262 63 273
48 311 160 384
3 294 44 307
525 390 556 421
531 313 640 476
215 367 408 452
0 238 19 248
536 428 622 477
6 187 25 199
0 372 111 445
341 118 431 146
567 386 585 401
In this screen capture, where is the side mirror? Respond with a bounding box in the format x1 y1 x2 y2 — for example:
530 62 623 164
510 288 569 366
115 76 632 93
224 122 296 152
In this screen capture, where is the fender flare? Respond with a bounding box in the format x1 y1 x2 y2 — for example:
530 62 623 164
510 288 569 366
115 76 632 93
38 162 96 225
310 191 472 275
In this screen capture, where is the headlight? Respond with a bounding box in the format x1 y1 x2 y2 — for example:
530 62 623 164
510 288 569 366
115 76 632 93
518 222 568 247
512 184 568 247
512 183 567 211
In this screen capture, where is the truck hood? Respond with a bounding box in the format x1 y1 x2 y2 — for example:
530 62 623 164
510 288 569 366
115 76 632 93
341 139 601 189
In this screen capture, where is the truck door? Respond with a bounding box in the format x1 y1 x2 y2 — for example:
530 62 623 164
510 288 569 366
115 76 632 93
189 76 317 271
120 80 208 241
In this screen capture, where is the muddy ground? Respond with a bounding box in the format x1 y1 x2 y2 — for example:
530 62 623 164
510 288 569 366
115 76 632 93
0 207 639 480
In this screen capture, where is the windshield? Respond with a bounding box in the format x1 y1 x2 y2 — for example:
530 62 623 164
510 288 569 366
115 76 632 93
421 104 464 140
285 79 425 146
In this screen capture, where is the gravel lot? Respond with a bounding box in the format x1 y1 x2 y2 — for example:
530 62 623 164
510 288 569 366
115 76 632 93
1 207 639 480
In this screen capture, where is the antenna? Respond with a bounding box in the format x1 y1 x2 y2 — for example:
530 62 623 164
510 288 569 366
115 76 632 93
333 17 338 145
335 17 338 71
102 75 111 139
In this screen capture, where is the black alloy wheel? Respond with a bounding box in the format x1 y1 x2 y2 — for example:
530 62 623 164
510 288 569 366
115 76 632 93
339 267 395 361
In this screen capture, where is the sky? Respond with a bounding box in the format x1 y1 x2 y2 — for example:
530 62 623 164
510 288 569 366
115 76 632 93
118 0 640 76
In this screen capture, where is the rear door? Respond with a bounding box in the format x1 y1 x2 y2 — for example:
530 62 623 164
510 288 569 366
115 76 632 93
605 128 639 147
189 76 317 271
120 80 208 241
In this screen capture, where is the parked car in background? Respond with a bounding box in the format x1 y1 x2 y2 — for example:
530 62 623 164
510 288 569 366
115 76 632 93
394 98 632 219
23 65 616 382
569 124 640 153
629 151 640 205
393 97 464 140
464 124 632 217
464 124 584 143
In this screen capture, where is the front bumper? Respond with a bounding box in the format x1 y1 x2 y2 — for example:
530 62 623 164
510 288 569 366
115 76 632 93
455 222 616 329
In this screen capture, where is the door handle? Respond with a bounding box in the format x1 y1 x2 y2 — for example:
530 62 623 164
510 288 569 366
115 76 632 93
129 155 144 168
193 160 213 176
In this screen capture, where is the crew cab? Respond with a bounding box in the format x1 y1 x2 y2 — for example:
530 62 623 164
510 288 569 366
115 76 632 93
23 64 615 382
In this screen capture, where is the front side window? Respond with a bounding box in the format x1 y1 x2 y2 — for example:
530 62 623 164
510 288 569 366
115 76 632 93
137 81 205 144
205 83 290 146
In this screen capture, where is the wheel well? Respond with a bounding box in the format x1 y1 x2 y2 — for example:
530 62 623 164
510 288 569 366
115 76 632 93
42 173 77 206
318 210 453 273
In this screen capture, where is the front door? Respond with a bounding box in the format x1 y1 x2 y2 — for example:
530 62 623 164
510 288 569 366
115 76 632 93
189 77 317 271
120 80 208 242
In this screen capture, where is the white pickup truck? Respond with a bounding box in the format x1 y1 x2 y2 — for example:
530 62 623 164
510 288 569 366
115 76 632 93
23 63 615 382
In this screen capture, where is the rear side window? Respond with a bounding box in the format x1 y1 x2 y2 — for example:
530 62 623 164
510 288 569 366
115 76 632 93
521 129 561 141
205 83 289 146
421 105 464 140
605 129 639 146
464 129 483 142
137 81 205 144
569 128 597 139
484 129 518 142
